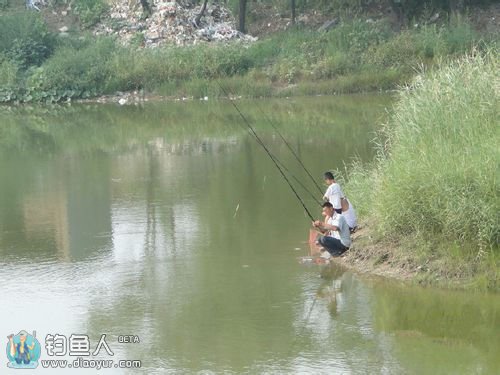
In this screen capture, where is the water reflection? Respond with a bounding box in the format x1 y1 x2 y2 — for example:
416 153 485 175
1 96 498 374
0 156 112 262
372 280 500 374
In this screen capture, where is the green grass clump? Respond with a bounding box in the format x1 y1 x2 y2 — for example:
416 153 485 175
345 49 499 254
0 58 18 87
366 14 479 71
248 20 392 83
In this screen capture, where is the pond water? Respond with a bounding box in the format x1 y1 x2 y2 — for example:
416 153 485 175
0 96 498 374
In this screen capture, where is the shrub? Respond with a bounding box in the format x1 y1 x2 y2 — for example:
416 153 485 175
311 51 352 79
326 19 392 55
37 37 116 95
416 25 446 59
366 31 422 69
106 48 165 92
107 43 255 93
365 15 480 71
0 0 9 11
442 13 477 55
0 11 55 69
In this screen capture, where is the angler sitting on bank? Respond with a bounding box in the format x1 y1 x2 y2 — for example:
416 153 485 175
341 197 358 233
313 202 351 256
323 172 345 214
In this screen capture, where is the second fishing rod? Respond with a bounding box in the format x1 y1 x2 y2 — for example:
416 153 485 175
217 82 318 222
224 89 324 199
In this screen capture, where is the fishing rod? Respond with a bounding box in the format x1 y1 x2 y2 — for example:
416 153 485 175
217 82 316 222
272 155 322 206
216 86 321 205
256 106 324 195
219 84 323 198
229 114 321 205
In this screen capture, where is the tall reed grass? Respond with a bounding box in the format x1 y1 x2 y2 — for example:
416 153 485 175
344 49 499 253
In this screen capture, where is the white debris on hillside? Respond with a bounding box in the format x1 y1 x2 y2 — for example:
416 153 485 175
94 1 257 47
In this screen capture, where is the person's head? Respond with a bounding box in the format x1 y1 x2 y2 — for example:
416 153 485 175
19 331 28 343
321 201 334 218
323 171 335 185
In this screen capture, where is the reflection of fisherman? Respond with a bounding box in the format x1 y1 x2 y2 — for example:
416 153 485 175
8 331 35 365
318 266 345 317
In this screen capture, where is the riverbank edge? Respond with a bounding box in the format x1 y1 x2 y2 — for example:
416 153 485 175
0 68 406 106
330 223 499 292
68 83 399 106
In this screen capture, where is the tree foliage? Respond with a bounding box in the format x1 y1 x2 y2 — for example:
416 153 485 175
0 12 55 69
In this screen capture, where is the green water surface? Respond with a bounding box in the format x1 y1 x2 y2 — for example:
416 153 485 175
0 96 498 374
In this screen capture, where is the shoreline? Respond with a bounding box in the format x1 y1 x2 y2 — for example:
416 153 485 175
0 87 396 107
332 226 417 282
79 88 394 105
329 223 499 292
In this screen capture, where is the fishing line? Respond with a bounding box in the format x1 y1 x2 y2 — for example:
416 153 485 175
217 81 316 222
215 83 325 359
231 115 320 205
217 85 321 205
234 121 320 205
256 106 324 195
221 88 323 201
273 156 322 206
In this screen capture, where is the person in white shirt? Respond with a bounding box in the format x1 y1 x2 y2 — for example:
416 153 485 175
313 202 351 256
341 197 358 233
323 171 344 214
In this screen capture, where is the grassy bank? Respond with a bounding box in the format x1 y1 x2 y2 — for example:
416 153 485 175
341 50 499 291
0 9 495 103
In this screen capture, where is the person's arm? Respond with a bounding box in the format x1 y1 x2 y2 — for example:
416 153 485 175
312 221 327 234
313 220 339 233
322 222 339 232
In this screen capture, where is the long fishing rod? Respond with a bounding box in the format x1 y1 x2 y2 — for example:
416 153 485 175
216 87 321 205
228 113 320 204
230 114 321 205
256 106 324 195
219 84 323 198
272 156 321 206
217 82 316 222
